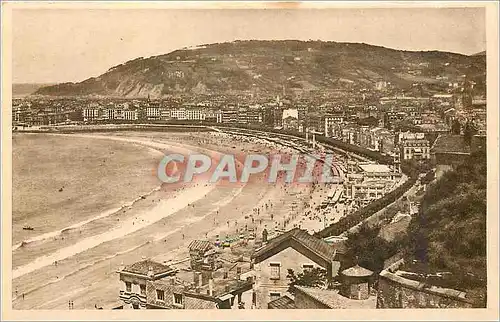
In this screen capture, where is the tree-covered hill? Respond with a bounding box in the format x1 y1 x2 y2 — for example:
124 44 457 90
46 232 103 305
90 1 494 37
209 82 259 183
406 151 487 304
34 40 486 98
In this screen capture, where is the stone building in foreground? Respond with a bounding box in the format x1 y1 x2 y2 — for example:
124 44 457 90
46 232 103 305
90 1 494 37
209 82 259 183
251 228 346 309
118 260 178 309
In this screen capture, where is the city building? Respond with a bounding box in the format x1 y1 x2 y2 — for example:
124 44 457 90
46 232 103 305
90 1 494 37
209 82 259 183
306 112 324 134
324 113 346 137
251 228 343 309
283 116 298 131
247 107 263 124
430 134 471 178
358 163 401 181
123 110 138 121
221 110 238 124
383 111 407 130
400 139 430 160
273 107 283 128
170 107 187 120
186 108 205 121
118 260 178 309
146 106 161 120
145 277 187 309
160 108 171 120
339 265 373 300
188 240 216 271
82 107 101 121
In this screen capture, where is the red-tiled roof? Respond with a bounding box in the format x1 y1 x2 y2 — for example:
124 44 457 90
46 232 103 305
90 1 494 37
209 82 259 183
268 295 296 309
122 260 173 276
431 135 470 154
253 228 337 263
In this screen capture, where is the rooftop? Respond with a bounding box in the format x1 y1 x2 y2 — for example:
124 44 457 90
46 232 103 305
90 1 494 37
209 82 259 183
181 259 253 298
252 228 338 263
431 134 471 154
294 286 376 309
188 240 213 252
402 139 429 145
268 295 296 309
341 265 373 277
122 259 174 276
358 163 392 173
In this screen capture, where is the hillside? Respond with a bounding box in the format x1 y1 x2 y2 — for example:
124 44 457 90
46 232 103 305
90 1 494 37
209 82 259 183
13 83 56 98
34 40 486 98
405 150 487 304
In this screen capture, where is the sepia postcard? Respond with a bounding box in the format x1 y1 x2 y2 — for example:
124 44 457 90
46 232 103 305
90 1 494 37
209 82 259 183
1 1 499 321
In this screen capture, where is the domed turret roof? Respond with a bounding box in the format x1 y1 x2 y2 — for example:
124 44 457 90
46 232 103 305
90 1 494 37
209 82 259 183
341 265 373 277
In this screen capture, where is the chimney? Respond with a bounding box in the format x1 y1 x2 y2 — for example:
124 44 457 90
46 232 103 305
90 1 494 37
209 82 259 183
201 271 210 286
208 278 214 296
147 266 154 278
223 271 228 279
196 272 203 287
170 277 175 285
236 266 241 274
331 250 340 278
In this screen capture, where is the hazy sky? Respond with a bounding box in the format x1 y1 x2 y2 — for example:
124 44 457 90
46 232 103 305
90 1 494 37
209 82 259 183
12 7 486 84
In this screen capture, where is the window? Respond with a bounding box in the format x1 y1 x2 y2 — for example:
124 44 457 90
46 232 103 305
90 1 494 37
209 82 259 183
140 284 146 295
269 292 281 302
156 289 165 301
173 293 183 305
302 264 314 271
269 263 281 280
125 282 132 292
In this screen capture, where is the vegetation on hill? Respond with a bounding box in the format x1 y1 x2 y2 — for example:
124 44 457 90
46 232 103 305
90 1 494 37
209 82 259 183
344 224 401 273
339 148 486 305
34 40 486 97
406 151 487 288
13 83 56 97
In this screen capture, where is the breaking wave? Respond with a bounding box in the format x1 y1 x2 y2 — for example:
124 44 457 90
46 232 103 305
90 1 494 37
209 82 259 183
13 186 162 252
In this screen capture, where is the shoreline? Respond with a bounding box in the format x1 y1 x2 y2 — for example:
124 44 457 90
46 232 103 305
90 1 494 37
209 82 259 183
13 131 325 309
13 133 251 277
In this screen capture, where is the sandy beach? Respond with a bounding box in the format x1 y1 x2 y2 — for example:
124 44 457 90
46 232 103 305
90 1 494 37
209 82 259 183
12 130 337 309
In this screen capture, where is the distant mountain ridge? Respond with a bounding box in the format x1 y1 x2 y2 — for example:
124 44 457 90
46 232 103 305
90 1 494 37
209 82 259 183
34 40 486 98
13 83 56 98
472 50 486 56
